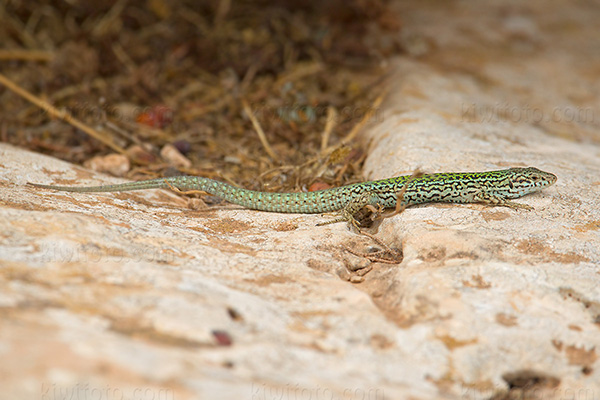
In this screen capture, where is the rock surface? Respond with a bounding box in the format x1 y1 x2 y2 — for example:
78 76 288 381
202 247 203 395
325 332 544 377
1 1 600 400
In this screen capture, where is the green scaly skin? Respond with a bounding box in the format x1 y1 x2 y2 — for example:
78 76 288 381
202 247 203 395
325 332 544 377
29 167 556 220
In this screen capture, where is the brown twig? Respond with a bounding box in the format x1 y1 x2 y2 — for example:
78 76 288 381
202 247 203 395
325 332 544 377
0 72 126 154
242 98 278 161
323 88 388 155
344 230 403 264
0 49 53 62
320 106 338 154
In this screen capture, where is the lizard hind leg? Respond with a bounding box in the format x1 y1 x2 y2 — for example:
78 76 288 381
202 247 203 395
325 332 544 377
354 170 421 228
316 191 378 231
318 170 423 231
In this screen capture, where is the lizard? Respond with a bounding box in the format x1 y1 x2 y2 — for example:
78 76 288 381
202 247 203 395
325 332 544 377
28 167 557 228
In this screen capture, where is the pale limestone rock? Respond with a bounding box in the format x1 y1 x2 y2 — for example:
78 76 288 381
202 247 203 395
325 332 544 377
2 2 600 400
84 153 130 176
160 144 192 168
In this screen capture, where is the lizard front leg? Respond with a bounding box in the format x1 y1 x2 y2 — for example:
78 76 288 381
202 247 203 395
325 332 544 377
474 191 533 210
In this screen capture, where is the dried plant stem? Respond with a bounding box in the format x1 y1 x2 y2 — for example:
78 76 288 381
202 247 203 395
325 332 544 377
0 72 125 154
242 98 278 161
320 106 337 154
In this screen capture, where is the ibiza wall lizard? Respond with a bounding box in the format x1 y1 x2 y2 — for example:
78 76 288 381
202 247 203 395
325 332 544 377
29 167 557 227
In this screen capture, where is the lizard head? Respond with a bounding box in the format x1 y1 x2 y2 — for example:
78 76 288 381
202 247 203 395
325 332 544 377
501 167 557 198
